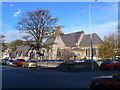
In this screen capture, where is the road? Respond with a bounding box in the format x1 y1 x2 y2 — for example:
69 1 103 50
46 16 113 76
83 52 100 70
1 65 120 88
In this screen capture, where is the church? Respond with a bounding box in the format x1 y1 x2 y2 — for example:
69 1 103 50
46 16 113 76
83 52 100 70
3 31 103 61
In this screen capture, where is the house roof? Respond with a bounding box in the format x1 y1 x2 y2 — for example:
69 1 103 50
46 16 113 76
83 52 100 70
9 51 16 58
44 37 55 46
15 46 23 56
13 46 31 56
22 46 31 56
61 31 84 47
79 33 103 46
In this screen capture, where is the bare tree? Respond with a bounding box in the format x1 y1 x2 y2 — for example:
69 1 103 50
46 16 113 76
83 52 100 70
22 36 30 41
51 25 64 37
16 9 61 55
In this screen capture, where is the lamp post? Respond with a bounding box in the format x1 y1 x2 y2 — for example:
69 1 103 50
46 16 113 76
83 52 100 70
89 0 98 70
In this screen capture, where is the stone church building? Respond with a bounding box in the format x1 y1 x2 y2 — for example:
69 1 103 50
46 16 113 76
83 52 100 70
44 31 102 60
2 31 103 60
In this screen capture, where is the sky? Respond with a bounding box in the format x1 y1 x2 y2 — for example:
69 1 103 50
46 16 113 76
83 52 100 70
1 1 118 43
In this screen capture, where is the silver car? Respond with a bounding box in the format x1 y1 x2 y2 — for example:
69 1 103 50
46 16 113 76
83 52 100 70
6 60 14 66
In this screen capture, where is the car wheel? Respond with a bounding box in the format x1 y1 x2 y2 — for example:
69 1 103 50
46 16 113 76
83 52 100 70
22 65 25 67
118 66 120 69
15 64 17 67
99 68 104 71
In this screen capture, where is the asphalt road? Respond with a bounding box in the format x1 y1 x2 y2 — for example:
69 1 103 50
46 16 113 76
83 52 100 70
1 65 120 88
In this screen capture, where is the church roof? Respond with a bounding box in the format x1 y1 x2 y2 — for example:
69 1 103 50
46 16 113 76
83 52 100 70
44 37 56 46
61 31 84 47
44 31 102 47
80 33 103 46
45 31 84 47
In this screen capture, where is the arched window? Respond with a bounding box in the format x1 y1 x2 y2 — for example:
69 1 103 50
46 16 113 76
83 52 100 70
57 48 61 58
30 51 35 59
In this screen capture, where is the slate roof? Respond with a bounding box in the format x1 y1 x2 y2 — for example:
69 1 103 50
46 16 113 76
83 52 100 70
61 31 84 47
45 31 102 47
22 46 31 56
44 31 84 47
9 51 16 58
16 46 23 55
80 33 103 46
44 37 55 46
10 46 31 57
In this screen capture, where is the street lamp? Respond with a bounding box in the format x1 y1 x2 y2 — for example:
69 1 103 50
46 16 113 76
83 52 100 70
89 0 98 70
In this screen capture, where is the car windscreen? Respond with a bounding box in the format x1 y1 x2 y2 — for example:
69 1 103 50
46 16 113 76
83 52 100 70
17 59 25 62
9 60 13 62
102 61 111 64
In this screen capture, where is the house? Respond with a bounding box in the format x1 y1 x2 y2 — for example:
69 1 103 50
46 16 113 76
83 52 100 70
2 46 31 60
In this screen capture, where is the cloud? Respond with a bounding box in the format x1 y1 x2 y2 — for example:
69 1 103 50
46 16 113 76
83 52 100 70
4 31 27 43
95 22 117 36
80 9 85 13
84 21 118 39
63 21 117 40
9 4 14 7
0 1 1 6
63 26 83 34
14 9 21 17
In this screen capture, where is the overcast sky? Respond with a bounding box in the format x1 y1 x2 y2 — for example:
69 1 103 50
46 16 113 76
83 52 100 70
1 1 118 43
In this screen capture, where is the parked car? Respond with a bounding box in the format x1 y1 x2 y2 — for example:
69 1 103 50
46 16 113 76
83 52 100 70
99 60 120 70
6 60 14 66
84 59 91 62
90 73 120 90
74 60 84 63
64 60 75 64
1 59 8 65
12 59 25 67
115 59 120 63
23 60 37 68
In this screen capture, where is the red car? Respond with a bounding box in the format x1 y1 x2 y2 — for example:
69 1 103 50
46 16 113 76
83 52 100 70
90 73 120 90
12 59 25 67
99 60 120 70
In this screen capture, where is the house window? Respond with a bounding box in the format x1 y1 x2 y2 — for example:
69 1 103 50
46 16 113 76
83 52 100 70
43 50 45 54
93 48 96 56
86 48 90 56
47 49 49 53
86 49 87 56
